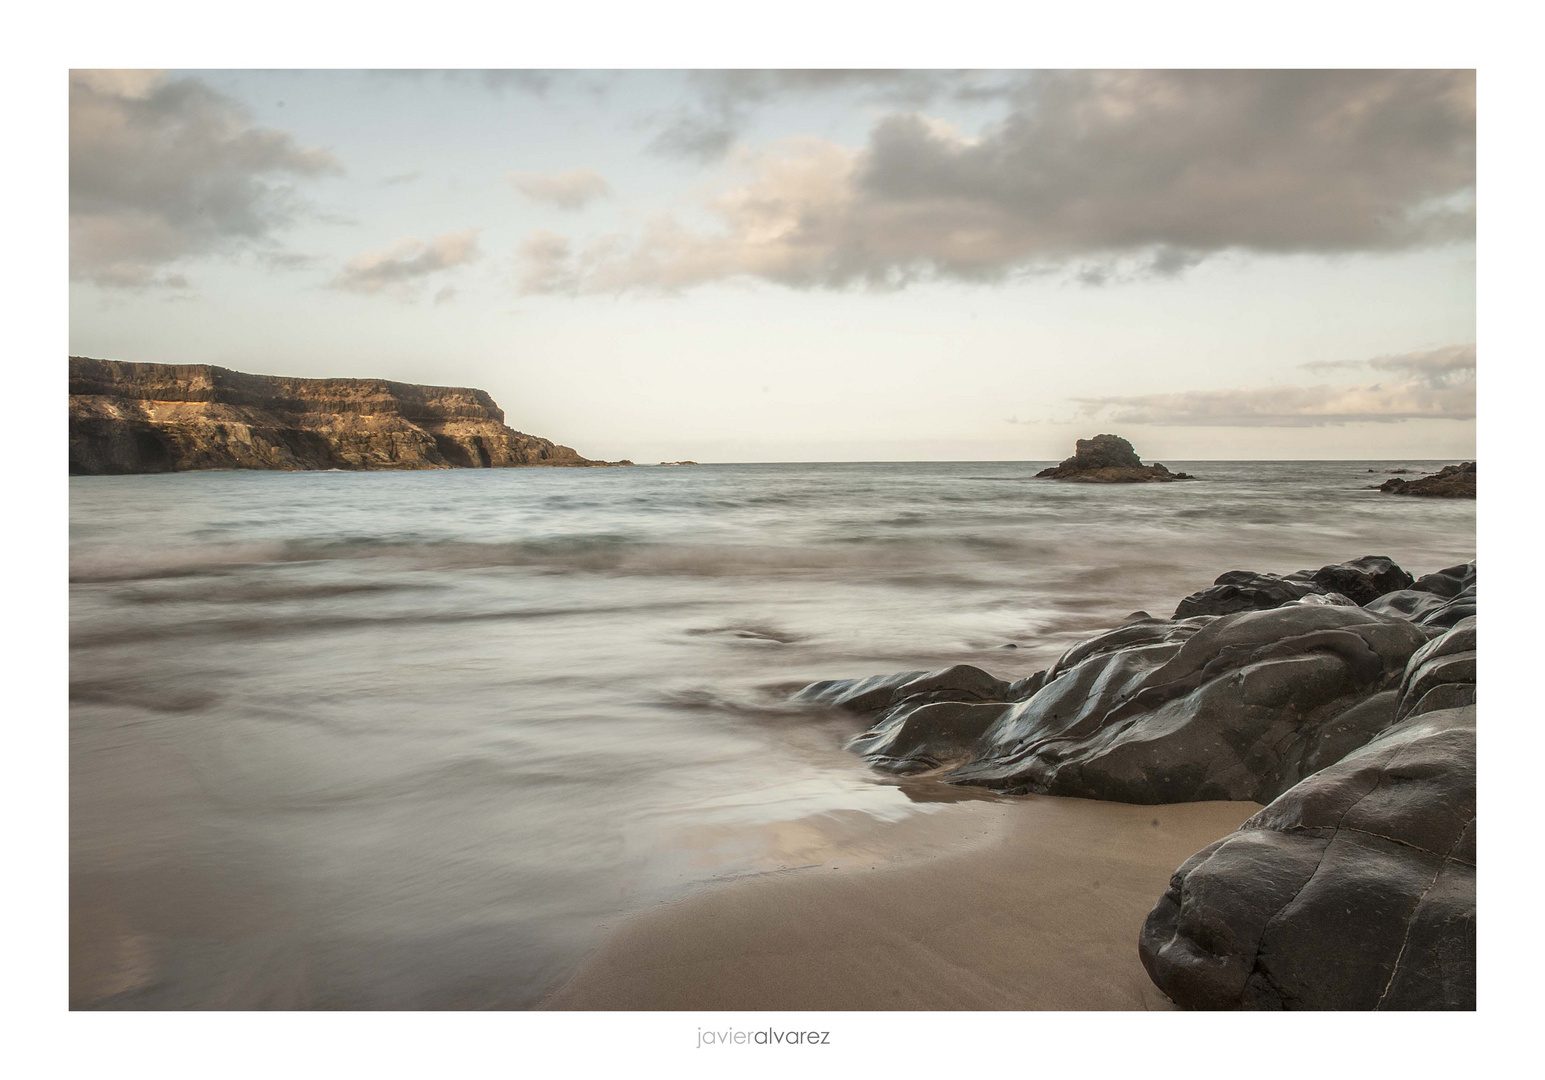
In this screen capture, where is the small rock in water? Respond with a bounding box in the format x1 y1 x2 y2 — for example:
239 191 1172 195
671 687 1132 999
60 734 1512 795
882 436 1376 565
1034 434 1195 483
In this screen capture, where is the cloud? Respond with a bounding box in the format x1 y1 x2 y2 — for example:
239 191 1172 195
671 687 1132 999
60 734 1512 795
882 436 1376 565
380 170 422 187
1077 344 1476 427
648 70 1015 163
527 70 1474 295
1301 343 1475 388
330 228 482 295
508 169 611 210
70 69 342 289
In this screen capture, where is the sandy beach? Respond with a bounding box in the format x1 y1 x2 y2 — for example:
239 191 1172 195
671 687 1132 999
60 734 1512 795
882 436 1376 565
542 794 1260 1011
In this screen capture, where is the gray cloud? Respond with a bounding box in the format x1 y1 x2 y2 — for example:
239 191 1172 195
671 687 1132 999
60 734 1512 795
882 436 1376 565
648 70 1017 163
380 170 422 187
1077 344 1476 427
1301 343 1475 388
330 228 482 296
527 70 1473 295
70 70 342 289
508 169 611 210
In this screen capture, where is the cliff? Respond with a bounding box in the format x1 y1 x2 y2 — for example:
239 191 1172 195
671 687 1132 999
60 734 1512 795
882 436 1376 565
69 357 623 474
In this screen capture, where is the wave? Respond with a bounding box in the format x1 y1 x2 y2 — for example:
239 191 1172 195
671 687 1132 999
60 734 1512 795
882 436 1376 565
69 599 716 649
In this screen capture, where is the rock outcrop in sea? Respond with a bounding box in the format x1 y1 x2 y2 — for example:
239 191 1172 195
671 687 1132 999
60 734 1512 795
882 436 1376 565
69 356 627 475
1035 434 1193 483
793 553 1477 1010
1380 461 1476 498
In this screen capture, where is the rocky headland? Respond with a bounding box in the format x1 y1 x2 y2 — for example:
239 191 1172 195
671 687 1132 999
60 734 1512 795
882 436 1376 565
794 553 1477 1009
1380 461 1476 498
1035 434 1194 482
69 356 628 475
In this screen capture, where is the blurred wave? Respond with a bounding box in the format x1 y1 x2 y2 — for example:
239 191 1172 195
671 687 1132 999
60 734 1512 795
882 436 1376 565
70 460 1474 1008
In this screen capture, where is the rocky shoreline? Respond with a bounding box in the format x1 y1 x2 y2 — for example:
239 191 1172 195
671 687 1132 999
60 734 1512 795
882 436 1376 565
795 553 1476 1010
1380 461 1476 498
68 356 630 474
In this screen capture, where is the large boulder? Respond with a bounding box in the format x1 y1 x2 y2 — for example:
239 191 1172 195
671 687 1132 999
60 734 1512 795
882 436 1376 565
1034 434 1193 483
1138 704 1475 1010
1173 571 1324 618
1307 555 1415 605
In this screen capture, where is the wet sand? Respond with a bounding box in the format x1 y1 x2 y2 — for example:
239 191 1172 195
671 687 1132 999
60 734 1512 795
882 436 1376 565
542 795 1259 1010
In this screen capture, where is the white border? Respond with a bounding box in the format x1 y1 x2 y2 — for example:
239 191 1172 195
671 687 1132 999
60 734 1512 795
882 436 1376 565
16 1 1533 1074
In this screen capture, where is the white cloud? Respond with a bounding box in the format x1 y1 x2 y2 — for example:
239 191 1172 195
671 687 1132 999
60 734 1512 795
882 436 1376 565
330 229 482 296
508 169 611 210
70 69 342 289
1078 345 1476 427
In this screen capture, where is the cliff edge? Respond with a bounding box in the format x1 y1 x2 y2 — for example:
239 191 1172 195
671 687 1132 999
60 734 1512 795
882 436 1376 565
69 357 623 474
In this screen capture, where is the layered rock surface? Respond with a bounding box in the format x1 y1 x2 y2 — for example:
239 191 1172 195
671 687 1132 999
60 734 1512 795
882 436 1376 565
69 356 621 474
794 553 1476 1009
1034 434 1193 483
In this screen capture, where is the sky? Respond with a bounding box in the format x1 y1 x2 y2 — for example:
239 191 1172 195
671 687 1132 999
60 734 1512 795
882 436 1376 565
67 68 1476 463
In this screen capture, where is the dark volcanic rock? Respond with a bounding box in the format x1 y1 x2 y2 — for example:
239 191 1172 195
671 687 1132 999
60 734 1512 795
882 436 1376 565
1172 570 1323 618
1380 461 1476 498
1034 434 1194 483
798 559 1477 1011
1395 618 1476 720
1411 562 1478 599
1173 555 1416 618
820 605 1429 804
1138 704 1475 1010
1308 555 1415 605
792 664 1012 715
68 356 624 475
1364 562 1476 630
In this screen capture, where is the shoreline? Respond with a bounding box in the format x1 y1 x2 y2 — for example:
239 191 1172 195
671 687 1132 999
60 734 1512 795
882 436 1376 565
541 795 1259 1011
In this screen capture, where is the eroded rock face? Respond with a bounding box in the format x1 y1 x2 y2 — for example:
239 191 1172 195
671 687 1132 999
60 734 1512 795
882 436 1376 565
1380 461 1476 498
1034 434 1194 483
68 356 621 474
1138 704 1475 1010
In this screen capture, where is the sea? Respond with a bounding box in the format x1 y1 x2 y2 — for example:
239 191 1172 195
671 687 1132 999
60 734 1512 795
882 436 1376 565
68 460 1476 1008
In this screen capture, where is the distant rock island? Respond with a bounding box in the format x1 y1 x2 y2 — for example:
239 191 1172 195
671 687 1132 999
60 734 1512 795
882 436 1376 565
1380 461 1476 499
658 460 699 466
69 357 630 475
1036 434 1194 483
